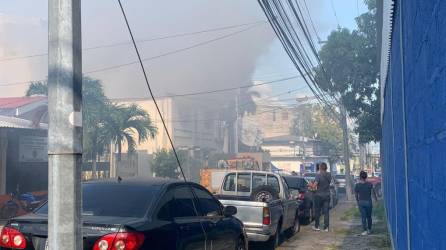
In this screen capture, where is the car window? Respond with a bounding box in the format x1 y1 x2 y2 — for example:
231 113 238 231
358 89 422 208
267 175 280 192
157 189 175 220
172 185 199 218
253 173 267 189
36 184 158 218
237 173 251 192
223 173 236 191
193 186 222 216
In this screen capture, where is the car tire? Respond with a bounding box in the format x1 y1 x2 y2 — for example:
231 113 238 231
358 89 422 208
285 213 300 238
250 185 279 202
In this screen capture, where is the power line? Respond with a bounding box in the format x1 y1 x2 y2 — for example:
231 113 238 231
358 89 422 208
330 0 341 28
0 20 266 63
0 23 264 87
116 0 187 181
157 75 300 98
302 0 321 43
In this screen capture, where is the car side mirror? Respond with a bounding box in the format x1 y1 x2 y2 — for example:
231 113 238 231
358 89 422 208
223 206 237 217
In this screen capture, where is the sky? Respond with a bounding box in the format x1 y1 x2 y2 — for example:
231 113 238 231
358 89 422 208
0 0 367 101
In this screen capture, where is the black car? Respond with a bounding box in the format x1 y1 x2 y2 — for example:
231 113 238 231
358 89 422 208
283 176 313 225
0 178 247 250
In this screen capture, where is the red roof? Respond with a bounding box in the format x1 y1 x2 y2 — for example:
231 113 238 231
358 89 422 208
0 96 46 109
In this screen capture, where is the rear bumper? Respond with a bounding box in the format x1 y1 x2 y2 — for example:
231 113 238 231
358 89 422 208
246 232 271 242
244 224 276 242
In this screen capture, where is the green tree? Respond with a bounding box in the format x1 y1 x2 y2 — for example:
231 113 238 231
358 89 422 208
102 104 157 161
314 0 380 143
293 104 343 166
25 81 48 96
82 77 110 178
152 149 185 179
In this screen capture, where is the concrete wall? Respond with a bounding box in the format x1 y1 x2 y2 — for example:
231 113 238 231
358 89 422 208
382 1 446 249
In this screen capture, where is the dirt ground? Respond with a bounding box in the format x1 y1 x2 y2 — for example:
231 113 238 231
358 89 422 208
276 198 392 250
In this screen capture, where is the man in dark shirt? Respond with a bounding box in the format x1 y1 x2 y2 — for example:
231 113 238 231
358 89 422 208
313 162 331 231
355 171 378 235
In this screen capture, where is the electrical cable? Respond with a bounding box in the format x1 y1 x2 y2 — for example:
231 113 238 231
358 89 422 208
0 20 266 63
0 23 264 87
116 0 187 181
330 0 341 28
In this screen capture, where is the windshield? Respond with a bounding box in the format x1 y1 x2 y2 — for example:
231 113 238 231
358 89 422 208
283 177 307 190
36 184 159 218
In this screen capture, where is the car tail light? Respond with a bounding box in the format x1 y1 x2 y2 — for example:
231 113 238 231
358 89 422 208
93 232 145 250
262 207 271 225
0 226 27 249
298 192 305 200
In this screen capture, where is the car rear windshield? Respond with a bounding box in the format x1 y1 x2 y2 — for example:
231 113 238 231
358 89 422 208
284 177 307 189
36 183 159 218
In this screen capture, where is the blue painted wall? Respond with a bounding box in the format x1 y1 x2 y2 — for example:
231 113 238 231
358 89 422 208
382 1 446 249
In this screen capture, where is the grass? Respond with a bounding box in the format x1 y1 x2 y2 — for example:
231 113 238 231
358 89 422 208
341 206 360 220
325 244 340 250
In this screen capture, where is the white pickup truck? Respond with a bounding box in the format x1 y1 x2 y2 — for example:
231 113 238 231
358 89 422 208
214 170 300 249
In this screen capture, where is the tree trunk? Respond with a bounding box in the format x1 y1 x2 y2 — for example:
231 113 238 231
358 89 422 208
341 106 354 200
92 155 97 179
117 143 122 162
359 144 366 170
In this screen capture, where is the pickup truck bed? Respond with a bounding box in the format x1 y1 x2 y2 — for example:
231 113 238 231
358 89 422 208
218 198 283 242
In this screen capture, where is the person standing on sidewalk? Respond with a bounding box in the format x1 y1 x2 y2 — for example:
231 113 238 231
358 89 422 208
355 171 378 235
312 162 331 232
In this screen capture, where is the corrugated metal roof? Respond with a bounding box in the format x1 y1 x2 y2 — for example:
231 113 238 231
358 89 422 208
0 96 46 109
0 115 47 129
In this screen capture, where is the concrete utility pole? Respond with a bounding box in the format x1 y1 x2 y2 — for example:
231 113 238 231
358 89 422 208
340 106 353 200
234 89 240 154
48 0 82 249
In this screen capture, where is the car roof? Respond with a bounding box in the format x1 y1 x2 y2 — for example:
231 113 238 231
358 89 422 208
225 170 278 175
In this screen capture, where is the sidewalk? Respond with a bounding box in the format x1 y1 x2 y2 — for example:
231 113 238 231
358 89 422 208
278 198 391 250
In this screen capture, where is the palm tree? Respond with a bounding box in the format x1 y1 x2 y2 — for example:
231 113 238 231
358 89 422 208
102 104 157 162
82 77 110 178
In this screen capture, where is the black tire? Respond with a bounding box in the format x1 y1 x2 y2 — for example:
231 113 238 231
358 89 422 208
235 237 246 250
0 203 19 219
285 213 300 238
250 185 279 202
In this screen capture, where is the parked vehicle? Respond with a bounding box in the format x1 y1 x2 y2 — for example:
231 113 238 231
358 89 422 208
282 176 313 225
215 171 300 249
0 192 47 220
0 178 247 250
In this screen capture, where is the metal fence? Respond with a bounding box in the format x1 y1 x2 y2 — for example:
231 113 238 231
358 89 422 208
381 1 446 249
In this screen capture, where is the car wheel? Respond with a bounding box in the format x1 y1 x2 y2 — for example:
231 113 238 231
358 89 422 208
235 237 246 250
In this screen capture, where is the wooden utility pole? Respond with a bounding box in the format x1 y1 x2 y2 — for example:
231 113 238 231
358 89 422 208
47 0 82 249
